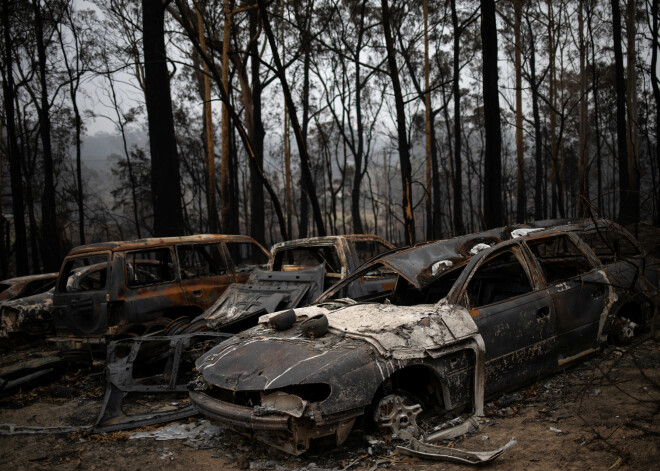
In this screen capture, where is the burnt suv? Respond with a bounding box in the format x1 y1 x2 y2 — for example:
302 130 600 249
52 235 268 338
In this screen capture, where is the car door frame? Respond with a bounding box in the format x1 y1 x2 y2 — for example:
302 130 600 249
522 232 614 366
447 239 558 395
175 242 235 311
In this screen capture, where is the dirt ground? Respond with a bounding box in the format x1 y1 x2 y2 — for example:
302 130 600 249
0 331 658 471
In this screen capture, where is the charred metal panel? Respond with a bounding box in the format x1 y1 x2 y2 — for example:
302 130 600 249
201 264 325 331
95 332 230 432
0 273 57 303
548 271 609 362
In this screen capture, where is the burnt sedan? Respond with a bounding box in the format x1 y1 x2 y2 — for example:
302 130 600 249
190 220 659 455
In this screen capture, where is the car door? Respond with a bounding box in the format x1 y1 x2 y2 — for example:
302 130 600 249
53 252 112 335
524 234 610 365
454 243 557 395
122 246 186 324
177 242 234 310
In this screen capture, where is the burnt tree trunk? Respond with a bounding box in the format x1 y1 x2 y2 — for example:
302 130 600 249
514 0 526 223
1 0 28 275
33 0 61 271
527 17 543 220
587 3 604 216
481 0 503 229
651 0 660 225
611 0 632 225
577 0 589 217
249 7 266 244
382 0 415 244
450 0 465 234
143 0 185 236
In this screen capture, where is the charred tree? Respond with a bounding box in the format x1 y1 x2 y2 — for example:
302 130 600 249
249 6 266 244
514 0 526 223
651 0 660 225
611 0 632 225
450 0 465 234
142 0 185 236
624 0 639 224
382 0 415 244
1 0 29 275
577 0 589 217
481 0 502 229
256 0 326 237
33 0 61 271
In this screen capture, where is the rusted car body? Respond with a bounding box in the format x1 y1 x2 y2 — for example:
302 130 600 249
189 220 658 455
0 273 58 303
269 235 396 294
51 235 268 339
1 268 104 339
199 234 396 332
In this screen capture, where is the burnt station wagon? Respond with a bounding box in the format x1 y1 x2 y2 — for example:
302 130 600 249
51 234 268 339
189 220 659 455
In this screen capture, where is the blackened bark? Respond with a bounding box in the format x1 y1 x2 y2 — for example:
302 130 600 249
2 0 28 275
514 0 526 223
33 0 61 271
451 0 465 234
351 0 367 235
249 8 266 245
651 0 660 225
587 3 604 215
382 0 415 244
481 0 502 228
527 17 543 220
611 0 632 224
143 0 185 236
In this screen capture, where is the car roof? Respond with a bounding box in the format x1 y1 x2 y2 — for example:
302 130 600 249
361 219 621 288
271 234 395 253
0 272 58 285
65 234 265 257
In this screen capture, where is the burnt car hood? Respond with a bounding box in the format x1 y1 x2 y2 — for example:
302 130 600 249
198 264 325 330
197 301 479 388
291 302 478 359
195 301 480 416
197 332 375 392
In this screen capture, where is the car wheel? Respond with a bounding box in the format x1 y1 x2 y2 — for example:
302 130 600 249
372 391 422 440
610 303 650 345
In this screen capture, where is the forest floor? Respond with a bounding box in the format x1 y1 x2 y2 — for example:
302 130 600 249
1 223 659 470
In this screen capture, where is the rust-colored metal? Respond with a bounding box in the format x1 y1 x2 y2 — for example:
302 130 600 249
51 234 269 339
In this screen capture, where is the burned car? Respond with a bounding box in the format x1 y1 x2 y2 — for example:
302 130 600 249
51 234 268 342
189 220 658 455
199 234 396 332
1 265 111 340
0 273 58 340
0 273 57 303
